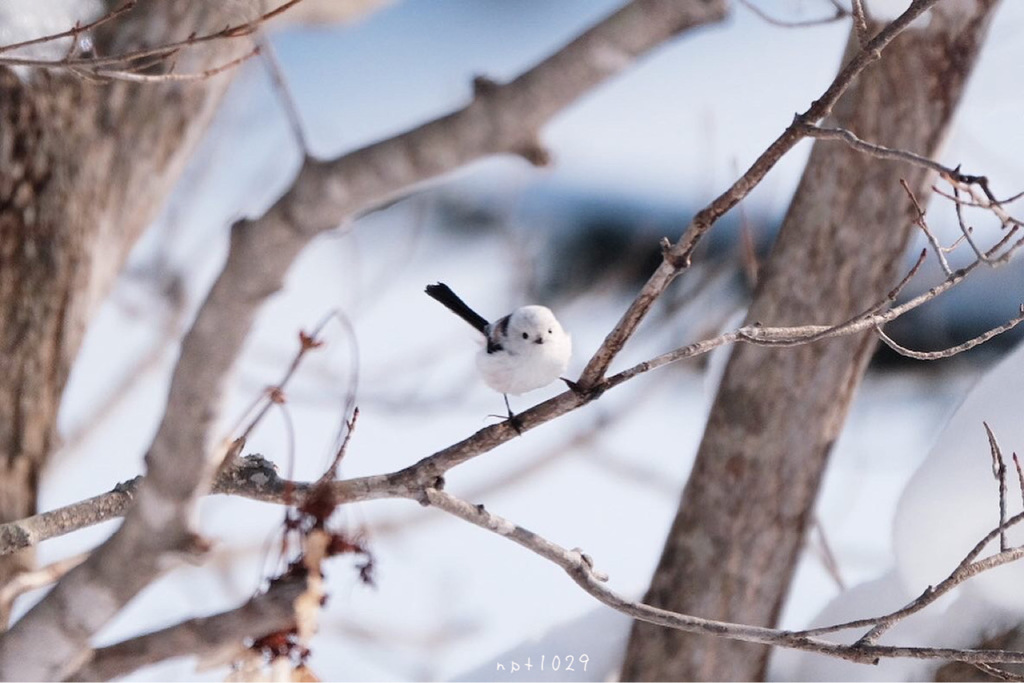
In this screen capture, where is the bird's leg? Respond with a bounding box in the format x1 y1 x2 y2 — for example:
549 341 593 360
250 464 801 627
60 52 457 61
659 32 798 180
504 394 524 435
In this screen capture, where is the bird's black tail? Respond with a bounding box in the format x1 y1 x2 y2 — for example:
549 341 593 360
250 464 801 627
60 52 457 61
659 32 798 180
425 282 489 335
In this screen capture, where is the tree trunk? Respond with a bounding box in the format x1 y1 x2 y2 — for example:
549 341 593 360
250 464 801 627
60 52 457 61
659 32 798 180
0 2 259 586
621 4 999 680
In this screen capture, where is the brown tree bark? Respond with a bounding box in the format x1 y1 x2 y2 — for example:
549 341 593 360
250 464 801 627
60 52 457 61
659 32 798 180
0 2 260 586
621 3 1000 680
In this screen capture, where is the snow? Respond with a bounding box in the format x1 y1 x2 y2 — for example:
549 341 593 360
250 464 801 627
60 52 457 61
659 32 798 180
781 332 1024 679
895 341 1024 609
772 570 936 682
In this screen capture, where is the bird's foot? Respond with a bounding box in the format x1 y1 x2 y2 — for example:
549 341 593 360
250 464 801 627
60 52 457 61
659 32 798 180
561 377 604 400
488 411 523 434
503 394 523 435
561 377 583 394
506 411 524 435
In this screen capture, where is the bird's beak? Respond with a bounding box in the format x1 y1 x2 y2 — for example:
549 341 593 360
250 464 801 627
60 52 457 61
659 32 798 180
534 337 544 345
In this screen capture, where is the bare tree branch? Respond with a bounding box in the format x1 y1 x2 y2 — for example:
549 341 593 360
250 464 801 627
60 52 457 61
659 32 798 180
255 30 309 154
0 0 307 82
875 308 1024 361
0 479 141 557
850 0 871 45
901 179 953 276
0 554 86 630
91 46 261 83
971 662 1024 682
578 0 942 388
800 509 1024 641
66 574 306 682
421 486 1024 667
0 1 136 56
987 422 1010 552
801 123 1024 227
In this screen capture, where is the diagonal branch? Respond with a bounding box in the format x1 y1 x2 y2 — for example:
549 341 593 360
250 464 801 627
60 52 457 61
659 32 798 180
578 0 941 387
65 574 307 682
0 554 86 630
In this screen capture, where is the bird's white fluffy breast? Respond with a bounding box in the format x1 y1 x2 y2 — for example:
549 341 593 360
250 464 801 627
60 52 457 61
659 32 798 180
477 305 571 395
476 337 570 395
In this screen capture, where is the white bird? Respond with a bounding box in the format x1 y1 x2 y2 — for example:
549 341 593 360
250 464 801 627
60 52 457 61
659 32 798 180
425 282 572 431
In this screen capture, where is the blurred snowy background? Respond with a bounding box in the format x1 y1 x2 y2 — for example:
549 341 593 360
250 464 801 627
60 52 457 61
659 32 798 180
7 0 1024 680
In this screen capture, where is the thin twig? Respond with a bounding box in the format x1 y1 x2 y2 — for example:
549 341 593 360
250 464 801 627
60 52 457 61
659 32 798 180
236 327 327 445
959 179 1022 230
736 0 847 28
0 479 142 556
812 518 846 591
10 453 1024 667
901 179 952 276
850 0 871 45
952 184 996 264
970 662 1024 682
800 123 953 176
800 508 1024 639
372 403 636 537
0 0 137 56
934 184 1024 233
93 46 260 83
722 218 1024 358
255 31 310 154
934 186 1024 209
875 306 1024 361
801 123 1024 239
580 0 942 387
0 0 305 82
1013 454 1024 511
319 409 359 484
986 422 1010 552
0 554 87 629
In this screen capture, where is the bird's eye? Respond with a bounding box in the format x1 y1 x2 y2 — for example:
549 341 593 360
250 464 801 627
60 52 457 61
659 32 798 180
522 332 529 339
548 329 552 334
